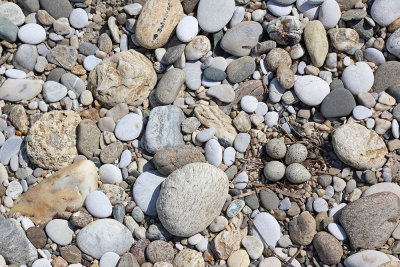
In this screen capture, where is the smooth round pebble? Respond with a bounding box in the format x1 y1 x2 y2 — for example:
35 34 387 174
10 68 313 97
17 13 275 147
264 161 286 181
313 198 328 212
85 191 113 218
69 8 89 29
45 219 73 245
176 16 198 43
99 252 120 267
205 139 222 166
114 113 143 141
223 147 236 166
240 95 258 113
18 23 46 44
99 164 123 184
266 139 287 159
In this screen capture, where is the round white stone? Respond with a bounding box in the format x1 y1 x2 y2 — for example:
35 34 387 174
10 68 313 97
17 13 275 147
85 191 113 218
265 111 279 127
294 75 330 106
234 133 251 153
69 8 89 29
176 16 198 43
0 2 25 26
99 252 120 267
353 105 372 120
133 171 165 216
223 146 236 166
42 81 68 103
99 164 123 184
83 55 102 71
45 219 74 245
205 139 222 166
18 24 46 45
267 0 292 16
328 223 347 241
318 0 341 29
240 95 258 113
119 150 132 168
341 62 374 95
371 0 400 27
5 69 26 79
32 259 52 267
252 212 280 248
313 198 328 212
114 113 143 141
233 172 248 190
6 180 23 199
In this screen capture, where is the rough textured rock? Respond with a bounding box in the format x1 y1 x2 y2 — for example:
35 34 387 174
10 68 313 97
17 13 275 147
289 212 317 245
157 163 229 237
76 119 101 159
194 105 237 144
144 105 185 154
136 0 184 49
11 160 98 225
339 192 400 249
46 45 78 70
153 145 206 175
332 123 388 170
0 219 38 264
26 110 81 170
9 104 29 134
223 80 265 111
88 50 157 108
303 20 328 67
372 61 400 93
173 249 205 267
313 232 343 265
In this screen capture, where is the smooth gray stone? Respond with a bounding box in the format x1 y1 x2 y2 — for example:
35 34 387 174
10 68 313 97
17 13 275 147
0 17 18 42
13 44 38 73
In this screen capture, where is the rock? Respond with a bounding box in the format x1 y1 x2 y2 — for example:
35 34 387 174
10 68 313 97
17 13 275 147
70 209 93 228
42 81 67 102
289 212 316 245
320 88 356 118
265 48 292 71
184 35 211 60
176 16 198 43
85 191 112 218
100 252 120 267
221 21 263 57
285 163 311 184
0 79 43 102
226 56 256 83
313 232 343 265
264 161 285 181
252 212 280 248
133 171 165 216
353 105 372 120
296 0 319 19
227 250 250 267
26 110 81 170
304 20 328 67
241 236 263 260
328 28 359 51
46 45 78 70
268 0 292 16
277 65 294 89
363 182 400 199
77 219 133 259
10 104 29 134
184 60 202 90
0 17 18 42
318 0 341 29
371 0 400 26
114 113 142 142
206 84 235 103
161 38 186 65
332 123 388 170
339 192 400 249
153 145 205 175
173 249 204 267
203 68 226 81
387 28 400 58
61 73 85 96
45 219 73 245
0 136 22 165
0 219 37 264
155 68 186 105
100 141 124 164
265 138 286 159
11 160 98 225
77 119 100 158
205 139 222 166
13 44 38 73
118 253 140 267
267 16 302 46
18 0 40 12
212 213 247 260
69 8 88 29
344 250 399 266
372 61 400 93
144 105 185 154
98 184 125 205
197 0 235 33
88 50 156 108
136 0 183 49
0 2 24 26
39 0 72 19
294 75 330 106
157 163 228 237
364 48 386 65
60 246 81 264
195 105 237 144
146 240 174 263
26 227 47 249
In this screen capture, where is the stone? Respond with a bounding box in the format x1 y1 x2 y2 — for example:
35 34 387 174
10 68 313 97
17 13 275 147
70 209 93 228
42 81 67 102
184 35 211 61
0 17 18 42
353 105 372 120
195 105 237 144
100 141 124 164
0 219 38 264
227 250 250 267
13 44 38 73
340 192 400 249
173 249 204 267
328 28 359 51
100 252 120 267
69 8 88 29
365 48 386 65
144 105 185 154
0 79 43 102
85 191 112 218
318 0 341 29
26 110 81 170
265 138 286 159
286 163 311 184
267 16 302 46
60 246 81 264
184 60 202 90
136 0 183 49
363 182 400 199
45 219 73 245
118 253 140 267
313 232 343 265
320 88 356 118
114 113 142 142
176 16 198 43
197 0 235 33
220 21 263 57
155 68 185 105
267 0 292 16
11 160 98 225
332 123 388 170
203 68 226 81
264 161 285 181
39 0 72 19
206 84 235 103
387 28 400 59
304 21 328 67
61 73 85 96
46 45 78 70
344 250 399 266
153 145 205 175
146 240 174 263
9 104 29 134
252 212 280 248
265 48 292 71
132 171 165 216
277 65 294 89
372 61 400 93
26 227 47 249
88 50 157 108
260 188 279 210
226 56 256 83
77 219 133 259
371 0 400 26
0 136 21 165
241 236 263 260
289 212 316 245
157 163 228 237
77 119 100 158
0 2 24 26
294 75 330 106
18 0 40 12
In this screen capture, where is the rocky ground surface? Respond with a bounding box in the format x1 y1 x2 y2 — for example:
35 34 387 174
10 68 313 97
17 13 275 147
1 0 400 266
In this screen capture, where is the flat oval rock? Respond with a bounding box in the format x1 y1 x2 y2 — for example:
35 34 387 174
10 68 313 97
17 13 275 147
320 88 356 118
197 0 235 33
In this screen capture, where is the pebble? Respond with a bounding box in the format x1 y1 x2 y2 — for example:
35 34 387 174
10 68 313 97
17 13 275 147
18 23 46 45
318 0 341 29
285 163 311 184
45 219 73 245
69 8 88 29
251 212 280 248
240 95 258 113
206 84 235 103
0 18 18 42
100 252 120 267
265 111 279 127
227 250 250 267
296 0 320 19
205 139 222 166
304 20 328 67
313 232 343 265
232 172 248 190
342 62 374 95
313 198 328 212
61 73 85 96
0 2 25 26
267 0 292 16
241 236 263 260
155 68 186 105
5 69 26 79
264 161 286 181
294 75 330 106
42 81 68 103
184 61 202 90
371 0 400 26
364 48 386 65
196 128 215 143
321 88 356 118
226 199 245 217
353 105 372 120
32 259 51 267
85 191 113 218
114 113 142 142
83 55 102 71
344 250 399 266
328 223 347 241
6 180 23 199
223 147 236 166
99 164 122 184
185 35 211 60
197 0 235 33
176 16 198 43
13 44 38 73
133 171 165 216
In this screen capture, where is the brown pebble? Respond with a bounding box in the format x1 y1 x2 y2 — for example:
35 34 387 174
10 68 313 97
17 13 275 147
60 246 82 264
53 256 68 267
130 239 150 265
26 226 47 249
70 208 93 228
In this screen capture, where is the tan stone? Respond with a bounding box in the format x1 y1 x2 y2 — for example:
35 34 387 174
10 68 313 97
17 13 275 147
136 0 184 49
26 110 81 170
328 28 359 51
227 250 250 267
37 10 55 25
389 18 400 32
9 104 29 134
212 213 248 260
304 21 328 68
88 50 157 108
10 160 98 225
233 111 251 132
173 249 205 267
194 105 237 144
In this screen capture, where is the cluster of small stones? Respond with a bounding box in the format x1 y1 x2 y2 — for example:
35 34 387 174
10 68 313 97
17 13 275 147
1 0 400 267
